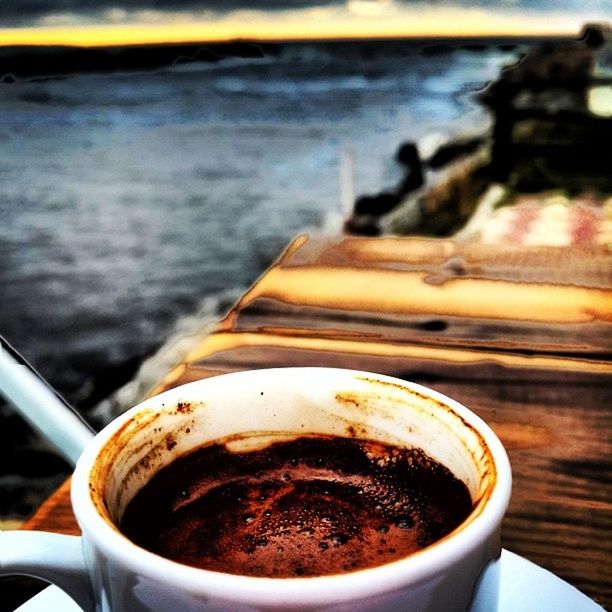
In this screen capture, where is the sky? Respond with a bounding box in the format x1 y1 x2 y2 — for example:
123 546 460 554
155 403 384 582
0 0 609 45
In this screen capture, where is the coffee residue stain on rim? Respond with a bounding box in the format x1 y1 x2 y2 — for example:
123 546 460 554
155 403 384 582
335 393 360 408
90 409 155 526
352 375 498 536
175 401 195 415
90 405 198 529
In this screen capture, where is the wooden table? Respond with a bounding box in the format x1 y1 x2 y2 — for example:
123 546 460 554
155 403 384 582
25 236 612 608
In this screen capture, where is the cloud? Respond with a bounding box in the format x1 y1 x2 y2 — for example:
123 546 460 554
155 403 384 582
0 1 341 26
0 0 608 41
347 0 395 17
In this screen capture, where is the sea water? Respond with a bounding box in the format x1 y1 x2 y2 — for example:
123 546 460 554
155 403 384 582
0 41 519 515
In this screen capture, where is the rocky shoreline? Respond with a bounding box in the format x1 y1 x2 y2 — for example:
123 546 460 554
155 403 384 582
345 24 611 241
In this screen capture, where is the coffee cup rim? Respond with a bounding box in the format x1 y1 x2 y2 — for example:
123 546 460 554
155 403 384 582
72 367 512 608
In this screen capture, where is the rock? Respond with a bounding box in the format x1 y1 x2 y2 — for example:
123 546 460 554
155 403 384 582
427 137 484 170
343 215 380 236
354 193 401 216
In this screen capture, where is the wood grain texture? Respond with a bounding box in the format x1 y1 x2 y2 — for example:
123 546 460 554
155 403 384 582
22 479 78 536
23 236 612 609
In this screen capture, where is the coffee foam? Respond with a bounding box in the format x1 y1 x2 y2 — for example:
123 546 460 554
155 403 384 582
120 435 473 577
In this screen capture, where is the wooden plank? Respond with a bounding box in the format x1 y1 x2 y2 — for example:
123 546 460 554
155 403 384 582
223 236 612 355
173 331 612 387
21 479 79 536
230 300 612 355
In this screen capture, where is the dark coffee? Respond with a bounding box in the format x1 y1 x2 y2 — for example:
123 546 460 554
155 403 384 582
120 435 472 577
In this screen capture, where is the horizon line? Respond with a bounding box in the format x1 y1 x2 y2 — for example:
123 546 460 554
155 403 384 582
0 18 592 49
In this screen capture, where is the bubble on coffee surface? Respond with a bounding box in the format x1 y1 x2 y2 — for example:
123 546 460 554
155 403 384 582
120 435 473 577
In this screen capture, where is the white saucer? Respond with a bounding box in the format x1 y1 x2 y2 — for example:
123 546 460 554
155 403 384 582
15 549 604 611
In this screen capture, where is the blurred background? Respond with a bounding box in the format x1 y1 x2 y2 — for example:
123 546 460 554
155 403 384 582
0 1 609 608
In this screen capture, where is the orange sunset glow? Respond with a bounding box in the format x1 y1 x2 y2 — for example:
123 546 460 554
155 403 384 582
0 6 593 47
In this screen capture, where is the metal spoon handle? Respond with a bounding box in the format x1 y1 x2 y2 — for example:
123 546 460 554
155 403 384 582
0 336 95 465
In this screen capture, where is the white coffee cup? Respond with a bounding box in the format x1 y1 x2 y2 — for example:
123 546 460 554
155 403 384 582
1 368 511 611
